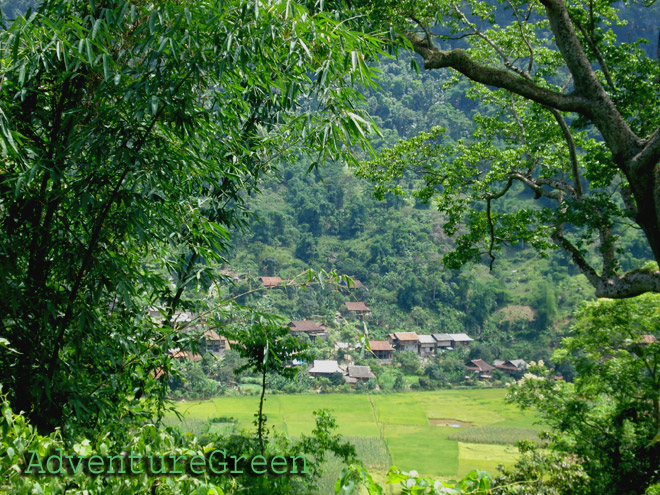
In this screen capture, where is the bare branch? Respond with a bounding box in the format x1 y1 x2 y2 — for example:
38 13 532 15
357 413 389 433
538 0 642 159
551 228 601 287
572 17 616 91
505 0 535 74
410 16 433 49
552 225 660 298
548 108 584 197
452 5 529 79
439 33 478 41
486 197 496 270
631 126 660 175
536 176 579 199
595 269 660 298
509 172 564 201
509 94 526 137
620 184 638 217
598 219 619 279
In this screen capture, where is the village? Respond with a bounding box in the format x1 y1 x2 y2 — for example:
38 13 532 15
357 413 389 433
162 275 534 390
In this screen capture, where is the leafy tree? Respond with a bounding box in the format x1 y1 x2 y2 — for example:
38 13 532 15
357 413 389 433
506 294 660 494
493 438 590 495
393 372 405 390
356 0 660 298
222 320 312 454
0 0 381 432
1 387 358 495
393 350 420 375
295 232 320 262
169 359 222 400
336 464 493 494
534 281 559 330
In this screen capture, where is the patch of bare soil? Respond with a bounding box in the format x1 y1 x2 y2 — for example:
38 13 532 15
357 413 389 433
429 418 473 427
494 305 536 323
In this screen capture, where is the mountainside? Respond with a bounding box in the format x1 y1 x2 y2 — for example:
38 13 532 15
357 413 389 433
224 60 654 365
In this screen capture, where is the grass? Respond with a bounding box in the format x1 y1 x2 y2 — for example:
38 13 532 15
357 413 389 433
316 436 391 495
448 426 541 445
169 389 542 484
382 424 459 477
457 442 519 477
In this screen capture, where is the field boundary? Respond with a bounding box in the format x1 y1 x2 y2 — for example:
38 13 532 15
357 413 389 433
367 393 394 468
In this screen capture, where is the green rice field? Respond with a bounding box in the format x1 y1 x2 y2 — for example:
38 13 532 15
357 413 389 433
169 389 542 489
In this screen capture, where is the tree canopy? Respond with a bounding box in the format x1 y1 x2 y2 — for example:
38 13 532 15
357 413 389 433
355 0 660 298
0 0 381 432
505 294 660 494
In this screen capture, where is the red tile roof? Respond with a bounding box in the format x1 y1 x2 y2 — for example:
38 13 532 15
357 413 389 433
169 350 202 362
288 320 326 332
368 340 394 351
203 330 221 341
345 301 370 312
259 276 283 287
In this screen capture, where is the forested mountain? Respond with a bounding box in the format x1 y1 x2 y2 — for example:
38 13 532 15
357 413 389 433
225 56 654 364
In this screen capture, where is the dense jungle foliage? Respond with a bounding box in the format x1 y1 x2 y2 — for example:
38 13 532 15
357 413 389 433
2 0 660 494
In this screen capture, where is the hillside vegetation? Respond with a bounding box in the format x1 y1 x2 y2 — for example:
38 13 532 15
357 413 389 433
224 60 652 367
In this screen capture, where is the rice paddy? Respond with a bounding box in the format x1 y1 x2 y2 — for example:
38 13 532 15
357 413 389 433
168 388 543 491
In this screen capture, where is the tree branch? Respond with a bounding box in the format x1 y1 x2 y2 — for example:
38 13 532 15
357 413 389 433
404 31 590 113
631 126 660 175
552 227 660 297
486 197 496 270
409 16 433 49
538 0 641 160
505 0 535 74
572 17 615 91
548 108 584 197
598 219 618 279
451 5 529 78
551 228 601 287
508 172 564 201
620 184 638 217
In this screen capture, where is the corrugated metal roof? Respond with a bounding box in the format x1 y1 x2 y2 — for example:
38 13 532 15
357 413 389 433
308 360 342 374
347 365 375 378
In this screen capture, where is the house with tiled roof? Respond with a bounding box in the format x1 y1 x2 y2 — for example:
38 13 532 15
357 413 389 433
388 332 420 353
203 330 231 356
344 301 371 317
259 276 283 288
308 359 344 378
287 320 328 340
308 360 343 378
432 333 453 349
449 333 474 348
493 359 528 377
169 349 202 362
368 340 394 361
